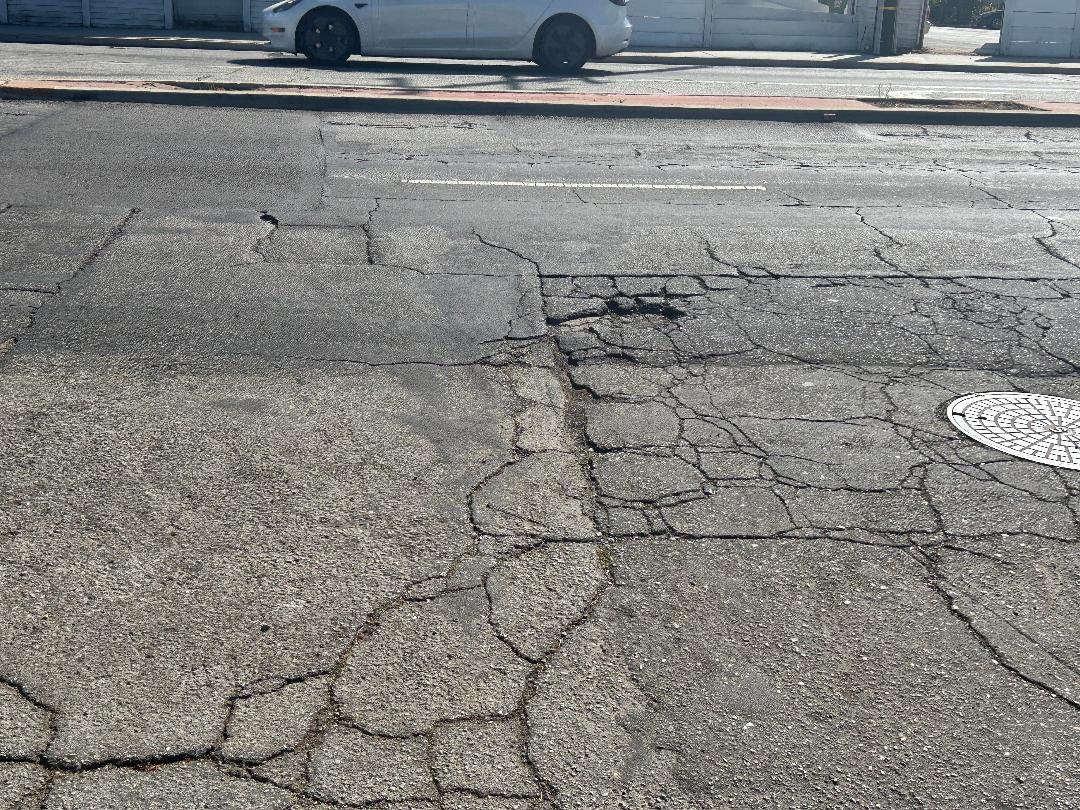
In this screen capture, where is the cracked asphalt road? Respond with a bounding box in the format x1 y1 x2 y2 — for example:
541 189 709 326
1 100 1079 809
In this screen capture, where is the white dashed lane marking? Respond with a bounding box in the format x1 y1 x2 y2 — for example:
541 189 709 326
400 179 767 191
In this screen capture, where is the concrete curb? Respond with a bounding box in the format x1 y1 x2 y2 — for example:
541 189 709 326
2 79 1078 127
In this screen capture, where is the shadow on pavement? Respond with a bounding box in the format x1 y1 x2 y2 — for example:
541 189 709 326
229 56 617 79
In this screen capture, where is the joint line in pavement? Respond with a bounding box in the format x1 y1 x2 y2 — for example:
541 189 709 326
401 179 767 191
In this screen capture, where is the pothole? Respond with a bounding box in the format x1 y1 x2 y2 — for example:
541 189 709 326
606 296 687 319
948 391 1080 470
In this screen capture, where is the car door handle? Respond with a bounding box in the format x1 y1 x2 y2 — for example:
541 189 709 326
355 3 367 7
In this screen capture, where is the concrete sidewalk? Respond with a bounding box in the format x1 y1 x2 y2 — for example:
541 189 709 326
2 23 1079 75
612 47 1080 75
0 24 268 51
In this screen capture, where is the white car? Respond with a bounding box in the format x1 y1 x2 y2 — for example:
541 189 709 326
263 0 632 73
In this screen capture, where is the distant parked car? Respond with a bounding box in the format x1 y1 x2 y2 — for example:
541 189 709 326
975 9 1004 29
263 0 633 73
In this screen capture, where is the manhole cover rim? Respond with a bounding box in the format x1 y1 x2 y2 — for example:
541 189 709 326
948 391 1080 471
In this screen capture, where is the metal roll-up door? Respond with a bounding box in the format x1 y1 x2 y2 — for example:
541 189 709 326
90 0 167 28
173 0 245 29
7 0 83 26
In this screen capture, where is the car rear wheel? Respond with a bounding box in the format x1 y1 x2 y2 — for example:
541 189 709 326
298 10 356 65
535 17 593 74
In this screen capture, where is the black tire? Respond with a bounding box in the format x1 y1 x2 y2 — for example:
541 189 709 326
535 17 593 74
298 10 356 65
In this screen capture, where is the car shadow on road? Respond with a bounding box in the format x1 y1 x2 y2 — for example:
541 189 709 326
229 56 617 80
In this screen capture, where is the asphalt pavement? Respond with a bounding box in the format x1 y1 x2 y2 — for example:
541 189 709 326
1 100 1079 808
2 41 1080 103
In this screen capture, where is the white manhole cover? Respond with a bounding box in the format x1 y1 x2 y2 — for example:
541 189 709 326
948 392 1080 470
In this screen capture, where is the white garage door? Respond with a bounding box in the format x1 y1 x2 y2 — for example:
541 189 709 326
89 0 167 28
630 0 708 48
1002 0 1080 57
7 0 83 26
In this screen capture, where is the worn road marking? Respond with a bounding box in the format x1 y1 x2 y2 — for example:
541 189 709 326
401 179 766 191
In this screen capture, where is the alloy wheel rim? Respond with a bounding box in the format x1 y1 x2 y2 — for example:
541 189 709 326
310 19 347 59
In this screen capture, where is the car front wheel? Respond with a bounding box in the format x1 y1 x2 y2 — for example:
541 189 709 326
535 18 593 74
298 11 356 65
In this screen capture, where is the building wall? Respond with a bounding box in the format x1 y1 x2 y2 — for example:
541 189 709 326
90 0 166 27
249 0 270 34
628 0 708 49
0 0 270 32
853 0 928 53
1001 0 1080 57
171 0 244 29
3 0 165 28
894 0 928 50
6 0 83 26
630 0 860 52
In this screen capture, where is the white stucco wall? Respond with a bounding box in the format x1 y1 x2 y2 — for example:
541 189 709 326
629 0 708 48
895 0 927 50
631 0 860 51
1001 0 1080 57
